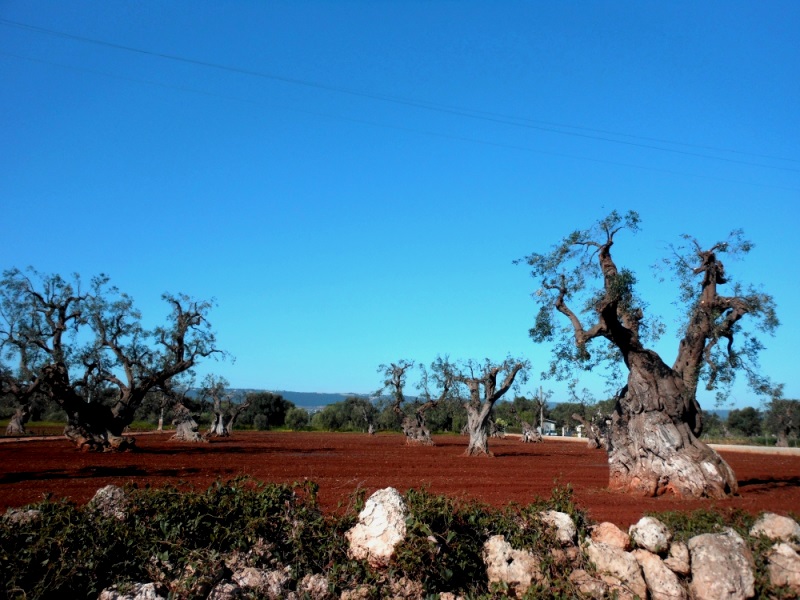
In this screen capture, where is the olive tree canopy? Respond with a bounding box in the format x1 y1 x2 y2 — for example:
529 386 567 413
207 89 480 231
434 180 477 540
0 268 224 450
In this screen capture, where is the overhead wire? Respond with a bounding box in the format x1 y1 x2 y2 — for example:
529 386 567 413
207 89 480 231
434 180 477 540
1 18 798 183
4 50 796 194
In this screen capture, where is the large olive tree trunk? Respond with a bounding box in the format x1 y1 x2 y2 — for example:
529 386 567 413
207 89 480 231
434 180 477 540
171 403 205 442
608 352 736 497
62 404 136 451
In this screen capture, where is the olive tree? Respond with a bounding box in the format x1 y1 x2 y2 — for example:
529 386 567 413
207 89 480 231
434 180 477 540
200 375 250 437
453 357 529 456
519 211 780 498
0 268 223 451
376 357 455 445
763 398 800 447
726 406 762 438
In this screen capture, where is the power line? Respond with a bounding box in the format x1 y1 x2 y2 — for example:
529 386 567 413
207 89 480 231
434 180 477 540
2 17 798 173
3 50 796 194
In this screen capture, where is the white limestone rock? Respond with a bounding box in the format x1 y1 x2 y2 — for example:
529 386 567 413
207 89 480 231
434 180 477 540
539 510 577 546
590 521 631 550
633 548 687 600
568 569 608 599
3 508 42 525
629 516 671 554
89 485 128 521
663 541 691 576
98 582 167 600
750 513 800 551
298 573 332 599
207 580 241 600
345 487 407 567
688 528 754 600
483 535 543 598
232 566 289 599
584 540 647 600
766 542 800 594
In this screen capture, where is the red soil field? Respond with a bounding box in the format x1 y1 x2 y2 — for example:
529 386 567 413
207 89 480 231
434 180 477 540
1 432 798 528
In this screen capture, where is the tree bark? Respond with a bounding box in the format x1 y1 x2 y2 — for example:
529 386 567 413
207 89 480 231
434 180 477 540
208 413 228 437
776 430 789 448
5 406 30 435
606 351 737 497
401 413 433 445
572 413 606 450
171 403 205 443
519 422 542 443
510 406 542 443
464 403 492 456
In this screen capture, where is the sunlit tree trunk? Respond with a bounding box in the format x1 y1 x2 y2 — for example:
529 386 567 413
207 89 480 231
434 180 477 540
5 406 29 435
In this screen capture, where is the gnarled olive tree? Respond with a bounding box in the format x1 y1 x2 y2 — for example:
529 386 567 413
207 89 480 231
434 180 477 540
0 268 223 451
520 211 780 498
454 357 529 456
200 375 250 438
376 357 454 445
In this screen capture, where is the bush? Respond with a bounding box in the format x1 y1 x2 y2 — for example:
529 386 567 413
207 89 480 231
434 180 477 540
252 414 269 431
285 407 309 430
1 479 343 599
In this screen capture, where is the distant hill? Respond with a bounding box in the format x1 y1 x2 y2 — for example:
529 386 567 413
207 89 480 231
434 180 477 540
201 389 367 411
270 390 368 410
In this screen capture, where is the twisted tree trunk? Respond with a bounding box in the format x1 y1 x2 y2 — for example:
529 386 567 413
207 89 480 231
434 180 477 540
510 407 542 443
171 403 205 442
401 412 433 445
520 423 542 443
571 413 607 450
458 359 527 456
5 406 30 435
607 351 736 497
464 404 491 455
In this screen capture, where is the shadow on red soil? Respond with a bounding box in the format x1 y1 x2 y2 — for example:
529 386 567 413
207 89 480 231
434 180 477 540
1 432 798 527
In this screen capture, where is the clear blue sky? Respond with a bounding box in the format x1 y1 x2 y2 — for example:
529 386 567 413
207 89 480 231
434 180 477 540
2 1 798 408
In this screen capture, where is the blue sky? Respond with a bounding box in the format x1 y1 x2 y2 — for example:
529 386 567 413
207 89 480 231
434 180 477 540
2 1 798 408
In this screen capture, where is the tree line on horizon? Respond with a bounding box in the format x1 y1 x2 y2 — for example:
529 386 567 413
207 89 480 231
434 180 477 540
4 384 797 448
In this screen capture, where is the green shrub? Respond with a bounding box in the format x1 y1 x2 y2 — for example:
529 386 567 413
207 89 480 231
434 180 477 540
0 479 346 599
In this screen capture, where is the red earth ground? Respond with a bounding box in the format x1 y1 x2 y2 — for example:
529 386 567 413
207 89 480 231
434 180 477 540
1 431 798 528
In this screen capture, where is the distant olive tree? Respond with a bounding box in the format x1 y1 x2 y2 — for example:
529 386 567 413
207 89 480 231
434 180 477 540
285 406 310 430
238 392 293 430
763 398 800 447
727 407 762 438
453 357 529 456
311 396 375 432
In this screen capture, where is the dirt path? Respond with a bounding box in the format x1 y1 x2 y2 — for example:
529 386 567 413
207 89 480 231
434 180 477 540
1 431 798 527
